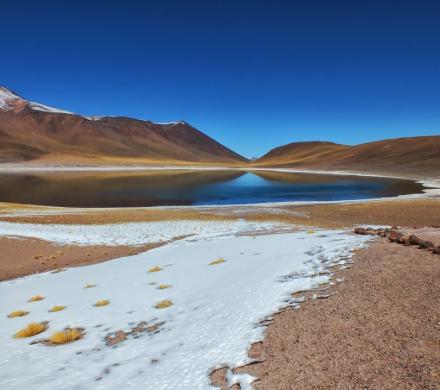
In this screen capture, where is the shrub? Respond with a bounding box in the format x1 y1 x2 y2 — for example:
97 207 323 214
157 284 172 290
209 258 226 265
154 300 173 309
14 322 47 338
49 328 82 345
94 300 110 307
148 266 163 273
49 305 67 313
28 295 44 302
7 310 29 318
84 283 96 289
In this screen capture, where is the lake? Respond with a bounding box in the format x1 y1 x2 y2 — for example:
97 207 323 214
0 170 424 208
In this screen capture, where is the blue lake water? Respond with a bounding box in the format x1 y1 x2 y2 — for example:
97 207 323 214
0 170 424 207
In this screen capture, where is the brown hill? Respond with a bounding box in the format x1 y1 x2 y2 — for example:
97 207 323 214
0 86 247 165
254 141 350 166
252 137 440 177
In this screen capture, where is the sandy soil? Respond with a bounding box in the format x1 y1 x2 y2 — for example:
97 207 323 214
0 237 167 281
212 231 440 389
1 199 440 228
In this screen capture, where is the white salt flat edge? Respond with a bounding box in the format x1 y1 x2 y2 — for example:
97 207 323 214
0 220 293 246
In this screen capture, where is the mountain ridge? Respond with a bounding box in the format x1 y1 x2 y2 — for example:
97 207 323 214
0 86 247 165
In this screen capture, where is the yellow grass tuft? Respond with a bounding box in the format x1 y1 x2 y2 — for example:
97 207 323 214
157 284 172 290
307 230 316 234
84 283 96 289
154 300 173 309
14 322 47 338
49 328 82 345
148 266 163 273
28 295 44 302
49 305 67 313
209 258 226 265
7 310 29 318
94 300 110 307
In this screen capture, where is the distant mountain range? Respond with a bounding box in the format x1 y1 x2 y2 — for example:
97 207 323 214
0 86 246 165
1 86 439 177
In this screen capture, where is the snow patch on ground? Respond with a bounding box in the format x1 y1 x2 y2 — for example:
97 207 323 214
0 220 292 246
0 229 370 389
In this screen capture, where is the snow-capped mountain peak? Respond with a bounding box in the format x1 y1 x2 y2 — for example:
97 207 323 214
0 86 73 114
0 86 21 110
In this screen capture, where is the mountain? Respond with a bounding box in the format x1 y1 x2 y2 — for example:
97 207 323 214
254 141 350 166
0 86 247 165
252 137 440 177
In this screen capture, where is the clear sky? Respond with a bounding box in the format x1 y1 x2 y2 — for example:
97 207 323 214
2 1 440 158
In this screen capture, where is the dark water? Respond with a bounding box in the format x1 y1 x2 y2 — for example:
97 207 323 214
0 170 424 208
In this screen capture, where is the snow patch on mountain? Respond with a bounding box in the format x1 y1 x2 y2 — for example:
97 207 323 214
155 121 187 126
0 86 72 114
0 86 186 125
0 86 20 110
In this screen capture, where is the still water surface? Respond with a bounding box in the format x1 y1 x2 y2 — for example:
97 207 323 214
0 170 424 208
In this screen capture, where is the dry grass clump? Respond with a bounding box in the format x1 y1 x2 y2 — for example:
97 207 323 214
307 230 316 234
209 258 226 265
148 266 163 273
49 305 67 313
14 322 47 338
7 310 29 318
28 295 45 302
154 300 173 309
94 299 110 307
84 283 96 289
157 284 172 290
48 328 82 345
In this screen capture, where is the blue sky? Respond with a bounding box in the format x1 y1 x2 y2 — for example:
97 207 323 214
2 1 440 157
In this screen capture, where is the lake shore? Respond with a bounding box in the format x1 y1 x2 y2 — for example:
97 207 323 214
1 198 440 228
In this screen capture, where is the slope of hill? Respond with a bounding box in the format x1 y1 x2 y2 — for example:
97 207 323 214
254 141 350 166
0 86 247 165
252 137 440 177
